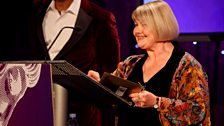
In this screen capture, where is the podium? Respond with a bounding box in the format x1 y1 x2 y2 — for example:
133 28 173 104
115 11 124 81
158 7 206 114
1 60 138 126
49 60 134 106
0 60 138 126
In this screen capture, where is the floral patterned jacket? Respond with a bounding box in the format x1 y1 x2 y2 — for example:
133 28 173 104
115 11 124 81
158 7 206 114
112 52 211 126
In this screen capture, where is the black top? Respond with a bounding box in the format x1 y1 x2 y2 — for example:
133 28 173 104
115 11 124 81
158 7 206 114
117 46 185 126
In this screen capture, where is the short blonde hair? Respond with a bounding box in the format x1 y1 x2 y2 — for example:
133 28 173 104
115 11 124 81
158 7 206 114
132 0 179 41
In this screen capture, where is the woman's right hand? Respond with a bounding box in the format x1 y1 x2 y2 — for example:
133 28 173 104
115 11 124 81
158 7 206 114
87 70 100 82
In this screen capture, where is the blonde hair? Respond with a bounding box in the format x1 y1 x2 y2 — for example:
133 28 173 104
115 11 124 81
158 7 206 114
132 0 179 41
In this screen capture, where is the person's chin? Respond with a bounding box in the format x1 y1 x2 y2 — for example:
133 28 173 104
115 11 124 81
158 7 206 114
136 42 146 49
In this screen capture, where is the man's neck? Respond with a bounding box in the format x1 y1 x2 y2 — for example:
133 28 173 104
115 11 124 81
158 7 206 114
54 0 73 11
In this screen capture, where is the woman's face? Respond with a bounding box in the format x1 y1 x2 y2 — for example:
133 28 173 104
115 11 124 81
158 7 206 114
133 20 156 50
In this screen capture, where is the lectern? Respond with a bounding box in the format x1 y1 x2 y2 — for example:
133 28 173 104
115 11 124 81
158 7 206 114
0 60 136 126
49 60 135 106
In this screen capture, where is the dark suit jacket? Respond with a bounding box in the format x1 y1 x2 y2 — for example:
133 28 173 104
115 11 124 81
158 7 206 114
32 0 120 74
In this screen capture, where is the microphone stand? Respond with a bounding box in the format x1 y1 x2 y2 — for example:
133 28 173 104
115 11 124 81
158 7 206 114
45 26 80 60
47 26 78 52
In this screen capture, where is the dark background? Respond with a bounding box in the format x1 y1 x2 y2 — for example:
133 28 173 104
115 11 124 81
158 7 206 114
1 0 223 125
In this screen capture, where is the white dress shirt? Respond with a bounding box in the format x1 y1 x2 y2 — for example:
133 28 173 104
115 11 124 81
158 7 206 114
42 0 81 60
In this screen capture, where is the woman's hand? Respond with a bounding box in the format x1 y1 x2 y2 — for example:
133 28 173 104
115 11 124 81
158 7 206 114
87 70 100 82
129 90 157 108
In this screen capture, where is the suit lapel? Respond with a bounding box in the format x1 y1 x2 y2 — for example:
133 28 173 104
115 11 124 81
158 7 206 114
54 8 92 60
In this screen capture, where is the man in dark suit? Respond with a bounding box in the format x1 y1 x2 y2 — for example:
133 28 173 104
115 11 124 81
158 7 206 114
3 0 120 126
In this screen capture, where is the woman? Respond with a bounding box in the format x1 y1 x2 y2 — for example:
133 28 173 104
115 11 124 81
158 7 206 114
88 0 211 125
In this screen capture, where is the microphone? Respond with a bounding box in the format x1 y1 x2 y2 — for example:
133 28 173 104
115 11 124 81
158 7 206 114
47 26 81 52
